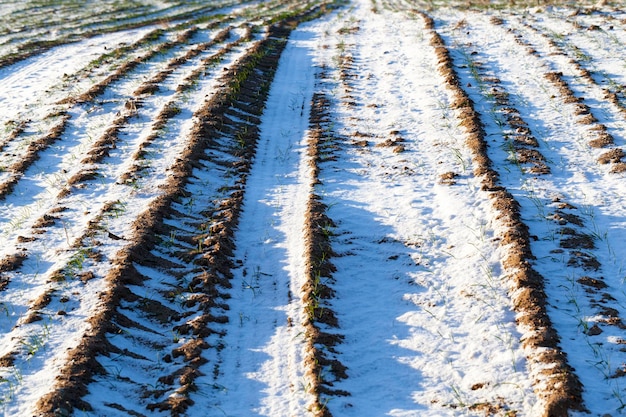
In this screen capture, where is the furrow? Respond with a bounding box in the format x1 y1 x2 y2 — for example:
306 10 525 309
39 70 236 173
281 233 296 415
0 26 198 199
423 10 585 416
508 15 626 171
303 91 348 417
0 112 71 200
29 11 331 414
0 26 165 133
306 2 537 415
0 24 231 217
0 0 253 70
0 29 260 417
438 10 626 415
0 27 235 298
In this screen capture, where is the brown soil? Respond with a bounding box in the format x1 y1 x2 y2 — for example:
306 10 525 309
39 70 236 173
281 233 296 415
439 171 459 185
598 148 625 164
0 352 15 368
0 120 29 153
302 91 349 417
0 253 27 273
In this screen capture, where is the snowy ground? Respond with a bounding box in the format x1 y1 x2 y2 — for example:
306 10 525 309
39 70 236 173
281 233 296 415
1 0 626 416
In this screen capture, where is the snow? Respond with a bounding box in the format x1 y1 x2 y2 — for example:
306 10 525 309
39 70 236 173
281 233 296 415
305 4 538 415
2 0 626 416
0 28 154 121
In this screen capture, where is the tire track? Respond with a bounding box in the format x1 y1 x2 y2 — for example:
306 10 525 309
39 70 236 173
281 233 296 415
192 26 339 416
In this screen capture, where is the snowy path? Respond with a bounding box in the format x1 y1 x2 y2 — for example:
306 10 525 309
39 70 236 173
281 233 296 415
199 24 320 416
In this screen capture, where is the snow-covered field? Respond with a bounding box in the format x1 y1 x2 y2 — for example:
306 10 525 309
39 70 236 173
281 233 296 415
1 0 626 416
